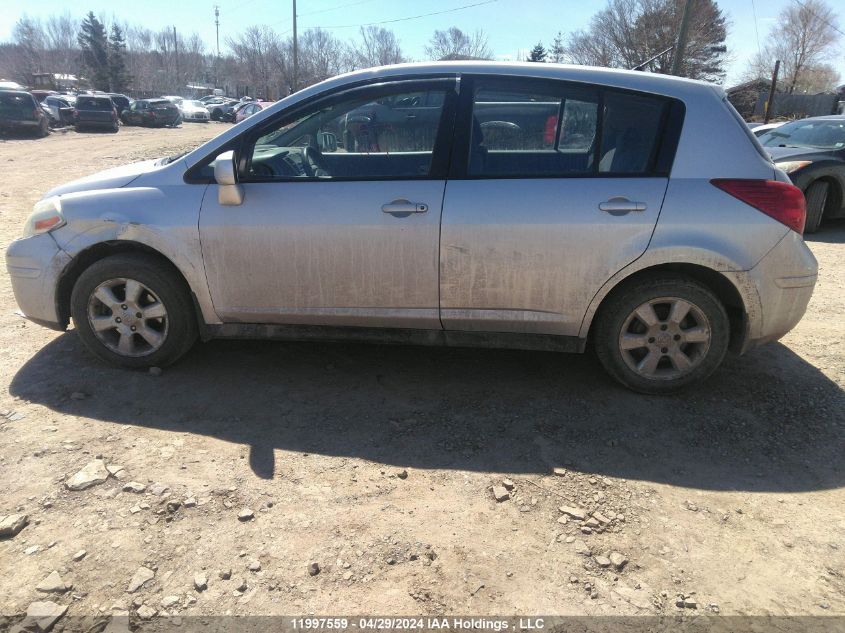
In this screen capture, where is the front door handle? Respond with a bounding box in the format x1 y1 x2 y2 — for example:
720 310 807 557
599 197 647 214
382 199 429 215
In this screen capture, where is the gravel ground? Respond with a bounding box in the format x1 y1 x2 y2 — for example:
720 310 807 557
0 123 843 628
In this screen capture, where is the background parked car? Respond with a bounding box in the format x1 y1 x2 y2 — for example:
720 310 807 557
0 90 50 137
750 121 785 137
233 100 273 123
107 93 131 117
73 95 119 132
161 95 183 107
121 99 182 127
758 115 845 232
179 100 210 122
31 89 58 103
43 95 75 126
207 98 239 121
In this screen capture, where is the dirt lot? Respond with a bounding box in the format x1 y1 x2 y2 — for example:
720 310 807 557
0 124 843 628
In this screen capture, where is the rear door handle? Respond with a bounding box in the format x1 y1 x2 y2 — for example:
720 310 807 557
599 197 647 214
382 199 429 215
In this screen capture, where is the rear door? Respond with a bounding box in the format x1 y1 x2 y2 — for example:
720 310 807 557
440 75 681 336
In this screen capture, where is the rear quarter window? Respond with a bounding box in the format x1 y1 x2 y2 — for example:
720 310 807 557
76 97 113 110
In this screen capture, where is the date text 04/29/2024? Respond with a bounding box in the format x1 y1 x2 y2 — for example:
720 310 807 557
289 618 545 630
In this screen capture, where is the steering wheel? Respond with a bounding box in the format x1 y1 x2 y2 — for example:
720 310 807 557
302 145 330 178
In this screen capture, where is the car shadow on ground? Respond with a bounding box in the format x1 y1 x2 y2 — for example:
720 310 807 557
805 221 845 244
10 329 844 492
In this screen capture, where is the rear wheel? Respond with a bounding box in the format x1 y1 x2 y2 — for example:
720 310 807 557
70 254 197 369
804 180 829 234
594 275 729 394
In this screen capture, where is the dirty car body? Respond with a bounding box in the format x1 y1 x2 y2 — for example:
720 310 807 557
6 62 818 393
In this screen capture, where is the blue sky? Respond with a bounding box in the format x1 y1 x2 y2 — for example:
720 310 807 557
1 0 843 87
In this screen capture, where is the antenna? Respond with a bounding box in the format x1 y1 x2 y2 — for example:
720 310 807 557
214 5 220 58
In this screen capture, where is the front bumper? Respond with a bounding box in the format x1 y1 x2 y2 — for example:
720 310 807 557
725 230 818 353
6 233 72 331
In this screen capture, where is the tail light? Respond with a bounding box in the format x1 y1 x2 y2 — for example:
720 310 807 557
33 108 40 119
72 109 79 119
711 179 806 235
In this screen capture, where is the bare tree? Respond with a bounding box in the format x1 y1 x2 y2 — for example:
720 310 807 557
348 26 405 69
745 0 841 93
299 28 347 85
44 12 78 76
227 26 287 98
564 0 728 83
11 15 46 82
425 27 492 60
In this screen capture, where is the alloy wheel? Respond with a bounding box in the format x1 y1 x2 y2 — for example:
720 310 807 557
618 297 712 380
86 278 169 357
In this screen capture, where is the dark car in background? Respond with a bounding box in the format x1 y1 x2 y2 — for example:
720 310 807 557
759 115 845 233
73 95 119 132
0 90 50 137
121 99 182 127
108 93 131 116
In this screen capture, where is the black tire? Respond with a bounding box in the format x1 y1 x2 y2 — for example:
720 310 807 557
211 108 222 121
70 254 197 369
593 275 730 394
37 120 49 138
803 180 829 234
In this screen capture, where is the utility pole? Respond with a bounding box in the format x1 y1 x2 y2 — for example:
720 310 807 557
764 60 781 124
214 5 220 88
292 0 298 93
173 26 180 94
214 5 220 58
671 0 695 76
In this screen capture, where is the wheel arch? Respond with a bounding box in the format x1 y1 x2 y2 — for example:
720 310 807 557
56 241 198 331
583 262 750 354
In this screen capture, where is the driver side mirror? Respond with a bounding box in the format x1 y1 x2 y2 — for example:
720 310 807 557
214 150 244 206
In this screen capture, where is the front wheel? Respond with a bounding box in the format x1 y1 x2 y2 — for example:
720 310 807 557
803 180 829 234
593 276 729 394
70 254 197 368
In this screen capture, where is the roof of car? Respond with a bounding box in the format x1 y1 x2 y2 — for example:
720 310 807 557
314 61 724 100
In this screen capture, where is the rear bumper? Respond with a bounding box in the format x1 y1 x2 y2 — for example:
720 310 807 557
6 233 71 331
725 231 818 353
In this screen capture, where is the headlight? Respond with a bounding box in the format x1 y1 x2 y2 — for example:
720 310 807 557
775 160 812 174
23 196 65 237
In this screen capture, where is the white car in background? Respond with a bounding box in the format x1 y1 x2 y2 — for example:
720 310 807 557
179 100 210 122
751 121 785 137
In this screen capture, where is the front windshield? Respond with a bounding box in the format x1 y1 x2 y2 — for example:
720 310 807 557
758 119 845 150
189 101 204 108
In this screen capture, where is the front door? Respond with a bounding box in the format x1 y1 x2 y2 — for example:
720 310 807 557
440 76 678 337
199 79 457 329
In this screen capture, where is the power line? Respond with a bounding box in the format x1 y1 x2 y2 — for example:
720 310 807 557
297 0 379 18
302 0 501 30
749 0 762 60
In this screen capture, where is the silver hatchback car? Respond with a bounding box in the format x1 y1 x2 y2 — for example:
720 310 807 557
6 62 818 393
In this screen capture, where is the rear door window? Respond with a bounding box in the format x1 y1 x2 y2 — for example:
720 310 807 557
466 78 669 178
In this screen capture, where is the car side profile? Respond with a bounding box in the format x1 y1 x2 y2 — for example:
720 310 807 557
121 99 182 127
6 62 818 393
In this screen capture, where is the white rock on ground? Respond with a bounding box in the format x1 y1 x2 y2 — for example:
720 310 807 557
66 459 109 491
492 486 510 502
126 566 155 593
36 571 71 594
0 513 28 538
16 600 68 632
559 506 587 520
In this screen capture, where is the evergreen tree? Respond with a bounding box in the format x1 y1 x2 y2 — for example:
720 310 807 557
527 42 547 63
108 24 131 92
550 32 565 63
78 12 109 90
